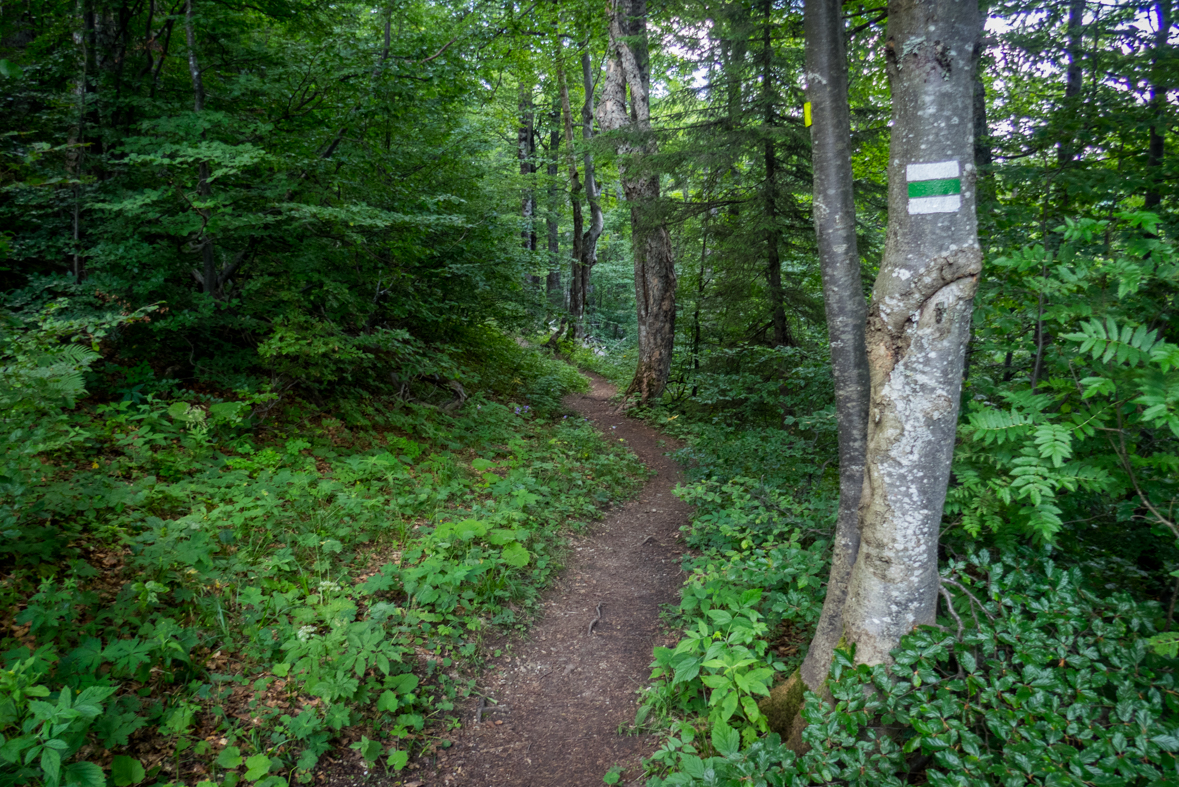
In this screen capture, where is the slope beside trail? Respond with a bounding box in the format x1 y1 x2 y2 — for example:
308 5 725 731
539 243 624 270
421 373 691 787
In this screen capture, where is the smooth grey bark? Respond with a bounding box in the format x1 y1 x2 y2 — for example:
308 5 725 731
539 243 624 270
798 0 869 691
839 0 983 667
596 0 677 404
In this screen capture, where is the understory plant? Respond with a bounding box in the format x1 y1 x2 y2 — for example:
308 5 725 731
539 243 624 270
0 321 644 787
646 549 1179 786
950 214 1179 586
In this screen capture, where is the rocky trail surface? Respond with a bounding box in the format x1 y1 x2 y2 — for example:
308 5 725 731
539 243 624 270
417 373 691 787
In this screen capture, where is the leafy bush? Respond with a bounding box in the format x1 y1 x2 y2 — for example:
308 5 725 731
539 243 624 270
0 657 116 787
951 214 1179 573
672 345 833 430
0 338 644 785
636 475 829 762
462 329 590 415
647 550 1179 787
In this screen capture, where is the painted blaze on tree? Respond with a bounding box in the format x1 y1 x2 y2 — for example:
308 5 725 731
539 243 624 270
906 160 963 214
839 0 984 668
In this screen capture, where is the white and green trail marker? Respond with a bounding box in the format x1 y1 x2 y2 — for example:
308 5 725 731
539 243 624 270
906 160 961 215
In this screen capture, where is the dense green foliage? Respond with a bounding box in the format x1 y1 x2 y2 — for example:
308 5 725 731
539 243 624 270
1 317 644 785
647 552 1179 787
588 1 1179 784
3 0 1179 784
1 0 541 388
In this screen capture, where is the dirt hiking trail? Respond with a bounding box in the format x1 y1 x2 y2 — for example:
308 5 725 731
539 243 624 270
423 373 691 786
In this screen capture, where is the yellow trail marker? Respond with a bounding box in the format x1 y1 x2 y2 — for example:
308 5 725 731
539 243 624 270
803 102 812 127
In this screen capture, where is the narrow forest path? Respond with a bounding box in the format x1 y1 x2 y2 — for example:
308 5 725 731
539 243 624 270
423 373 691 787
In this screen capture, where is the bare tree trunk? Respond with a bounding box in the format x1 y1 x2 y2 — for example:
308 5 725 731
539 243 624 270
1145 0 1172 211
559 48 605 340
840 0 982 667
69 0 93 282
546 107 562 304
185 0 217 297
519 83 537 257
797 0 869 693
761 0 791 348
692 203 709 399
558 58 587 336
596 0 677 404
1057 0 1084 173
577 49 605 338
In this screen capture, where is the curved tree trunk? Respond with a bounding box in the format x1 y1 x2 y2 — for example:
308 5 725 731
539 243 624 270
840 0 982 667
596 0 677 404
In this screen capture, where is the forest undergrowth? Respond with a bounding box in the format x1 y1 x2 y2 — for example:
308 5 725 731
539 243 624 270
572 222 1179 783
5 0 1179 783
1 317 648 787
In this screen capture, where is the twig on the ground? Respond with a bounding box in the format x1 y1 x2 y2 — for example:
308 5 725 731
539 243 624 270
638 535 654 546
587 602 603 636
474 694 499 723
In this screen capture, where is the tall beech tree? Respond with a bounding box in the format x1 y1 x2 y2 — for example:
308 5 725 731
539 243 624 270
559 46 605 339
839 0 983 667
796 0 869 695
783 0 983 716
596 0 677 403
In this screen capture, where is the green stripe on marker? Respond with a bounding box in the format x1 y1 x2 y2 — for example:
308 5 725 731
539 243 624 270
907 177 961 198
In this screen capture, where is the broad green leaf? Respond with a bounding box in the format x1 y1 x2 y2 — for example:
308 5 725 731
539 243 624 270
216 746 243 769
63 761 104 787
711 720 740 757
243 754 271 781
387 749 409 771
111 755 146 786
500 543 530 567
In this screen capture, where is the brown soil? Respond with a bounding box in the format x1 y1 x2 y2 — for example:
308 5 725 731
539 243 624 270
406 372 691 787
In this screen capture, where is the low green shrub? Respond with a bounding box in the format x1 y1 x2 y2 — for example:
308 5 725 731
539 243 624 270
647 550 1179 786
634 473 830 764
0 324 644 786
